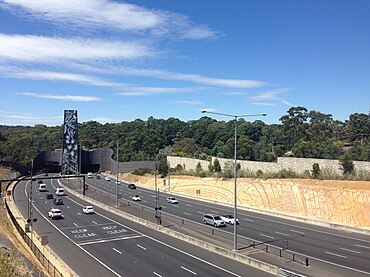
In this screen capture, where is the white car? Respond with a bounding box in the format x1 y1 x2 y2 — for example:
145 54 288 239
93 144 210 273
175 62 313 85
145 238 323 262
105 176 111 181
115 180 121 185
55 187 65 196
220 214 239 225
48 208 64 219
132 195 141 201
82 206 95 214
166 197 178 204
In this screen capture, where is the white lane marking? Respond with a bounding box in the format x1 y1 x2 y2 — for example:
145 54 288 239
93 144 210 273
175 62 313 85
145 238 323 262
143 200 148 203
289 229 304 234
243 218 254 222
67 206 70 209
325 252 347 259
340 247 361 254
45 202 48 204
355 244 370 250
92 221 98 225
196 211 204 214
260 233 274 239
184 212 192 216
136 244 147 251
153 272 162 277
57 180 242 277
77 212 82 216
113 248 122 255
185 204 192 207
275 231 290 237
78 235 144 246
181 266 197 275
73 223 78 227
29 191 122 277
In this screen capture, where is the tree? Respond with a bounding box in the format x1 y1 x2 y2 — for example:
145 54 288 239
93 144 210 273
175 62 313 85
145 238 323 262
340 153 354 176
213 159 221 172
311 163 321 179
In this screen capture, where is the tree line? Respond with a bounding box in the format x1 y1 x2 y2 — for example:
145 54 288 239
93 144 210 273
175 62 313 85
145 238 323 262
0 107 368 167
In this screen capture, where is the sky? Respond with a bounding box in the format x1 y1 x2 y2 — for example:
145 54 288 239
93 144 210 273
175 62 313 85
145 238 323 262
0 0 369 126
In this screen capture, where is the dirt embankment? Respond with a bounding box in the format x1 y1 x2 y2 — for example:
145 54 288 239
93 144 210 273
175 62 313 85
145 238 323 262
119 173 370 229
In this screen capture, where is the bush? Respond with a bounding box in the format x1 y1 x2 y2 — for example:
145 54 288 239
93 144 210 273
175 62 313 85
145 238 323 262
132 168 152 175
256 170 264 178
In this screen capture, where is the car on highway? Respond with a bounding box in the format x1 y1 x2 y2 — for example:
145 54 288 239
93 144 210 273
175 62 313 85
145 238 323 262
128 183 136 189
115 180 121 185
220 214 239 225
48 208 64 219
96 175 101 179
132 195 141 201
46 193 54 199
38 183 47 192
166 197 178 204
43 172 48 176
53 198 64 205
55 187 65 196
82 206 95 214
203 214 226 227
105 176 111 181
87 172 93 178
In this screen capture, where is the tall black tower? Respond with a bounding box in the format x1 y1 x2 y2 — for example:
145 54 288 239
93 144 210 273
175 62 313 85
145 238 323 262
61 110 78 175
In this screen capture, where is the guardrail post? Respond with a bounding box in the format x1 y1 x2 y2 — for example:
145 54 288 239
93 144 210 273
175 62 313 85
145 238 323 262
279 249 282 257
265 245 268 253
293 254 295 262
305 258 309 266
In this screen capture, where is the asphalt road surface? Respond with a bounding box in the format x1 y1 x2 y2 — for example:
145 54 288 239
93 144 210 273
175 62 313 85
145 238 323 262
83 174 370 275
13 176 273 277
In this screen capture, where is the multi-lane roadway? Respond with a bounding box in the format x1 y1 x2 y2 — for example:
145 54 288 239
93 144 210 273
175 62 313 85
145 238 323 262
83 174 370 275
13 176 273 277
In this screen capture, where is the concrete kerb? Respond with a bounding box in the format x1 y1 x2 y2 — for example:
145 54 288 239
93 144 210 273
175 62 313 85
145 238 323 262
6 180 78 277
59 179 278 275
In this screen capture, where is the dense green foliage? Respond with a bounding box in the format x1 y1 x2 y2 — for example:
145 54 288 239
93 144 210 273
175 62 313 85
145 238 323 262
0 107 369 167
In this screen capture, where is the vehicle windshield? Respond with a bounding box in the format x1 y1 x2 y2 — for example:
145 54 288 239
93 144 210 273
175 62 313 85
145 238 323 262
214 216 222 220
225 215 234 218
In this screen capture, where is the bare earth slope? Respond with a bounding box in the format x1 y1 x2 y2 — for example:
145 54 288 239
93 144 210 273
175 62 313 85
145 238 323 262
120 173 370 230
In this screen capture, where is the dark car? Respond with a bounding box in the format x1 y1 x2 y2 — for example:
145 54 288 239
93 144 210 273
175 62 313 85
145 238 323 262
46 193 54 199
53 198 63 205
128 184 136 190
96 175 101 179
38 180 43 184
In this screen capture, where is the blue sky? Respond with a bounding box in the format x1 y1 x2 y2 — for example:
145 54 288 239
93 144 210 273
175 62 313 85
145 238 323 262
0 0 369 126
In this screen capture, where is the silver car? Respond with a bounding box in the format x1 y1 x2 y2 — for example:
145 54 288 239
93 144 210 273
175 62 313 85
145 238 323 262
203 214 226 227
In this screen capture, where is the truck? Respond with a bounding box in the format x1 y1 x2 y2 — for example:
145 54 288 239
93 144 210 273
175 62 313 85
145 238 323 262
48 208 64 219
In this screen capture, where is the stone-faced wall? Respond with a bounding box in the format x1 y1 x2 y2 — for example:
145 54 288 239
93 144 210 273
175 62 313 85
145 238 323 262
167 156 370 176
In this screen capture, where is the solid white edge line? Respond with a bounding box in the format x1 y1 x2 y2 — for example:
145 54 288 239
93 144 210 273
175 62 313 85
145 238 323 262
153 272 162 277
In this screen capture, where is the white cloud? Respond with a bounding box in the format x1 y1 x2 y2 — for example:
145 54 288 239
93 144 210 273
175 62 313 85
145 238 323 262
19 92 100 102
117 86 195 96
252 102 277 106
171 100 202 105
0 111 63 126
83 117 122 124
2 0 218 39
0 34 152 63
5 69 123 87
223 91 244 95
282 100 297 106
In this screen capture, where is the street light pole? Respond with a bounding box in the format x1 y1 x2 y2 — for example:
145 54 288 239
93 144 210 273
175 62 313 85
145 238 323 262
202 110 266 251
116 137 119 207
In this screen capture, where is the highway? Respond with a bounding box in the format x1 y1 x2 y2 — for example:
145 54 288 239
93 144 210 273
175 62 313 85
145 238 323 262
13 176 273 277
83 174 370 275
